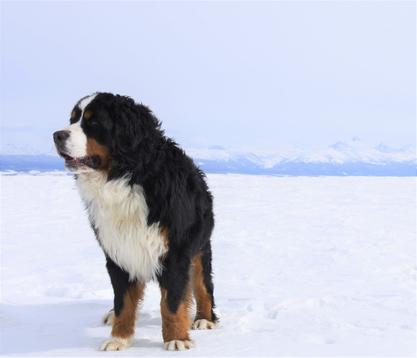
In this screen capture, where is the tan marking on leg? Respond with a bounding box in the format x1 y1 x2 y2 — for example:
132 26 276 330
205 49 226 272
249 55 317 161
160 287 192 343
111 282 145 339
191 253 214 322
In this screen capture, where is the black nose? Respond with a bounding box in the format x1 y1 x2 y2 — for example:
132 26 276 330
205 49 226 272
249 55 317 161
53 130 69 145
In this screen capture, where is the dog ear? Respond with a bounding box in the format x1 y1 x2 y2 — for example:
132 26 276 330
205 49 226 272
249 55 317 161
109 95 162 179
112 97 144 155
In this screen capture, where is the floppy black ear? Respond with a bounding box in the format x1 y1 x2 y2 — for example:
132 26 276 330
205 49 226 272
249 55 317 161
108 95 162 179
111 96 145 156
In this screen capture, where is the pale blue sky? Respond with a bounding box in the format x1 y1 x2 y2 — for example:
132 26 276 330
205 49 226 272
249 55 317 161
1 1 415 154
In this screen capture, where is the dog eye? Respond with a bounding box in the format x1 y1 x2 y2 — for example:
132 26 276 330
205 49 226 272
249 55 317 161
86 118 100 127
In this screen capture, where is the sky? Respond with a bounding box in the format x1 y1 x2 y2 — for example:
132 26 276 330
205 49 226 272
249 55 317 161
1 1 415 154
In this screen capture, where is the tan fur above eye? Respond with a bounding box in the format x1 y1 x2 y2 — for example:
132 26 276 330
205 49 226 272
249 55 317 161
84 110 93 119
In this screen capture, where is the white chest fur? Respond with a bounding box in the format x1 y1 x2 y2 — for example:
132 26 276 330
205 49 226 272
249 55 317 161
76 171 167 282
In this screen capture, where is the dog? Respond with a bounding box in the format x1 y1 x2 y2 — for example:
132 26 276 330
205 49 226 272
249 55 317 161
53 93 217 351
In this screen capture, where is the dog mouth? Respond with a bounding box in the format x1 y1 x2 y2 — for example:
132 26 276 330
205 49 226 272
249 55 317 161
58 150 96 169
58 150 101 169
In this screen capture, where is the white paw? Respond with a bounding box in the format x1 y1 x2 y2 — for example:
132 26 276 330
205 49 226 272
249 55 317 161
99 337 132 351
192 319 217 330
164 340 194 351
102 310 115 326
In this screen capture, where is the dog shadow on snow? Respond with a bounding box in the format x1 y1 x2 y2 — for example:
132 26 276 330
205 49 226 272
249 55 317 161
0 301 163 355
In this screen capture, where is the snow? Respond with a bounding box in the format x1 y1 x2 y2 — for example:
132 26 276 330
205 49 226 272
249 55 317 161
1 173 416 356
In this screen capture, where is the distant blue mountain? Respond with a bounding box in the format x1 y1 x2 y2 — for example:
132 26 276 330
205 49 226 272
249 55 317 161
0 155 65 172
197 159 416 176
1 139 415 176
0 154 415 176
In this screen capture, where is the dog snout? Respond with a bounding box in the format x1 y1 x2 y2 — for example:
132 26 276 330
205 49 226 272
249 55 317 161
53 130 70 146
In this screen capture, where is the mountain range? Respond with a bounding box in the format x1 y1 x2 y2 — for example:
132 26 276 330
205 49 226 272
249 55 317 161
1 139 415 176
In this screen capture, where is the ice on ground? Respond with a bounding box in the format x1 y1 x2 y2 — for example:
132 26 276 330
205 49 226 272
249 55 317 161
0 174 415 356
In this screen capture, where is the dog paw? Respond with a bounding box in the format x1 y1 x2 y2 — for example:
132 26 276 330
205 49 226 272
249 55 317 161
100 337 132 351
192 319 217 330
102 310 115 326
164 340 194 351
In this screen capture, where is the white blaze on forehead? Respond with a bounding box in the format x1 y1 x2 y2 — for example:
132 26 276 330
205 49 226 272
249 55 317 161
78 93 98 113
64 93 98 158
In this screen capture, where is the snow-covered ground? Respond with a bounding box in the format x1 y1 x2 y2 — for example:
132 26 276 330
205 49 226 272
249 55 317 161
0 173 415 356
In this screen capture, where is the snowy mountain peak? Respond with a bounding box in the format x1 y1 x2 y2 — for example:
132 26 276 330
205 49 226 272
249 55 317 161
1 140 415 175
188 141 416 167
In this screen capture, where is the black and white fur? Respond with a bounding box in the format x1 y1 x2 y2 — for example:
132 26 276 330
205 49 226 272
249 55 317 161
53 93 217 351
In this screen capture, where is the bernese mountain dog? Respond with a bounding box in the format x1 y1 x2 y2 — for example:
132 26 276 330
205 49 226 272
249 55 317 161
53 93 217 351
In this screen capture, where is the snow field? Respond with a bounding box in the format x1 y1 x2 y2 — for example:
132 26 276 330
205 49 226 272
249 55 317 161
0 173 415 356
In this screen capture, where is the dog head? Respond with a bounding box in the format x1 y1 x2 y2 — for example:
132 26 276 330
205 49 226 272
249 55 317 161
53 93 161 173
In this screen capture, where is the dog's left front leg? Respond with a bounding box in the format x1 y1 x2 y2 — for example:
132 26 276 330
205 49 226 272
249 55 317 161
158 256 193 351
100 257 145 351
